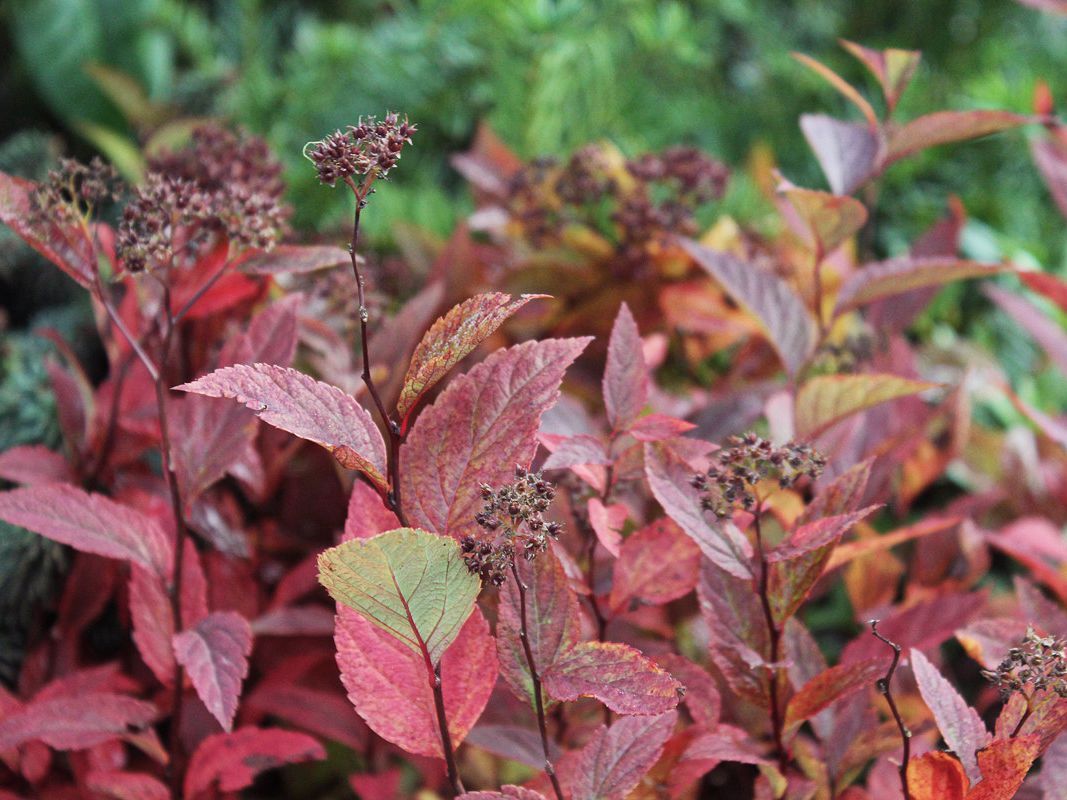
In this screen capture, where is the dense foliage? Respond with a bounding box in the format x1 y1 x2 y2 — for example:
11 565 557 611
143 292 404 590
3 5 1067 800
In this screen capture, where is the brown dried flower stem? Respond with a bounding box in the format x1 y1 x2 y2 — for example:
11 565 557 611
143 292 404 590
753 510 787 773
871 620 911 800
510 561 565 800
1010 701 1034 738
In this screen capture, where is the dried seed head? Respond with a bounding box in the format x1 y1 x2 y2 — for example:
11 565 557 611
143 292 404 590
306 112 417 189
982 626 1067 700
30 157 121 228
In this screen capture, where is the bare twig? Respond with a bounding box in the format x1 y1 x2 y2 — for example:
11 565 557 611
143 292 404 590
753 510 787 773
871 620 911 800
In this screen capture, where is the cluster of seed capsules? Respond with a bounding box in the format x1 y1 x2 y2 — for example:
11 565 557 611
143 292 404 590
692 432 826 517
30 157 121 228
306 113 417 189
461 466 563 587
982 627 1067 700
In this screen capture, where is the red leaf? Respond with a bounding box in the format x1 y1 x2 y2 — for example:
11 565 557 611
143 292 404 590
1039 730 1067 797
0 484 172 577
965 735 1039 800
608 519 700 615
799 115 881 195
0 172 96 288
249 605 334 636
886 110 1028 164
0 445 71 486
0 692 156 751
1020 271 1067 315
240 244 349 274
183 726 326 798
342 480 399 542
397 292 547 425
541 641 681 715
908 751 969 800
176 363 388 488
644 440 753 579
911 648 991 783
1032 138 1067 221
627 414 696 442
172 611 253 732
556 712 677 800
603 302 648 431
783 658 883 735
801 458 873 524
587 498 626 557
767 506 879 623
85 771 169 800
840 40 921 112
245 682 366 752
654 654 721 730
335 606 497 758
835 257 1009 314
497 550 580 705
842 593 985 664
985 283 1067 376
682 239 816 375
698 558 771 706
401 338 589 541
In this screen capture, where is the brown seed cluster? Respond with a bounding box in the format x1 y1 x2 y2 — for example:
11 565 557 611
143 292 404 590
116 125 288 272
30 157 121 228
692 432 826 517
982 626 1067 700
506 143 728 276
461 466 563 586
306 113 417 189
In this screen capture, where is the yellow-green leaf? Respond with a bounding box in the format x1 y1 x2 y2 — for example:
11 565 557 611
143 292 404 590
795 374 939 438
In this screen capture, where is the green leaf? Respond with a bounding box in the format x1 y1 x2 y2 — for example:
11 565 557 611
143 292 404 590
317 528 480 665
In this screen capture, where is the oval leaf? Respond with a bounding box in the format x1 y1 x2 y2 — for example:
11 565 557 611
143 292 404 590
608 519 701 615
317 527 480 665
542 641 681 716
401 338 589 542
172 611 253 733
603 302 648 431
176 363 388 489
335 605 497 757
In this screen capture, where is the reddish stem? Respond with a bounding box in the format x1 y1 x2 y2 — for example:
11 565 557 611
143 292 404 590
753 511 787 773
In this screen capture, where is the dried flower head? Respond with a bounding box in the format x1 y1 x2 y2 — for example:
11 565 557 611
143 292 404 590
305 112 417 190
982 626 1067 700
116 125 288 272
693 432 826 517
461 466 563 586
30 157 121 228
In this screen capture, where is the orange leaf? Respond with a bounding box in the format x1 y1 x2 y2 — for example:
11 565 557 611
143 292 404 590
907 752 968 800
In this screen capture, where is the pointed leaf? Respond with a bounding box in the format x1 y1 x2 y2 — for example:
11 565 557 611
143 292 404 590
783 658 884 735
0 484 171 577
644 440 753 578
497 550 580 705
542 641 681 715
911 649 991 783
397 292 547 424
172 611 253 732
792 53 878 126
801 458 873 524
1032 138 1067 221
557 712 677 800
966 736 1040 800
401 338 589 541
842 593 985 664
887 111 1027 164
682 239 816 375
0 693 157 750
835 257 1010 314
627 414 696 442
799 115 881 195
317 528 480 665
609 518 701 614
908 752 969 800
335 605 496 757
183 727 325 798
779 182 870 254
767 506 880 623
176 363 388 488
796 374 938 438
840 40 921 110
603 302 648 431
540 434 611 471
1021 271 1067 314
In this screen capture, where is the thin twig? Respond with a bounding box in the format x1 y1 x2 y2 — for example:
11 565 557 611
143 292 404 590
871 620 912 800
510 562 565 800
431 663 464 795
753 511 787 773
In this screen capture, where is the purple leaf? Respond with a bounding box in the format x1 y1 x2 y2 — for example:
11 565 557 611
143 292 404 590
542 641 681 716
603 302 648 431
172 611 253 732
800 114 881 195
